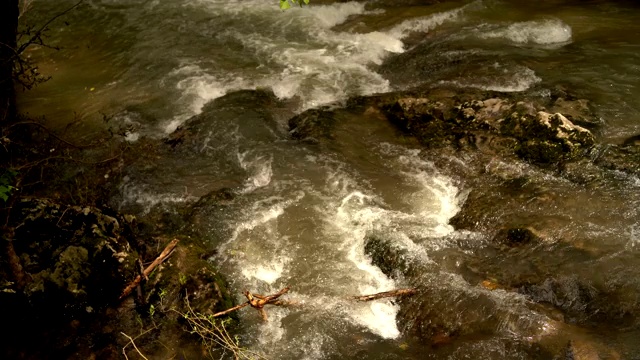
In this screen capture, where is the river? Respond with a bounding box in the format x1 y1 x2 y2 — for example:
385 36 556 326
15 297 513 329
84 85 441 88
19 0 640 359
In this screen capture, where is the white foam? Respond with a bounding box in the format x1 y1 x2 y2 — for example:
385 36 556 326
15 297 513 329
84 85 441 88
307 1 367 28
161 64 253 133
480 18 572 45
124 131 140 142
238 150 274 192
439 65 541 92
380 143 461 232
119 182 196 215
333 191 401 338
388 3 468 39
626 224 640 250
354 301 400 339
224 205 285 247
241 258 289 284
164 0 471 121
256 307 287 345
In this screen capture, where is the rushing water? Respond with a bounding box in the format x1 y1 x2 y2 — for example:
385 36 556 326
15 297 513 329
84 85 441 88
20 0 640 358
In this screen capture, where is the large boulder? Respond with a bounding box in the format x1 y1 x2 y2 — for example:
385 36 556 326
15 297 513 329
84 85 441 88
380 94 596 165
500 111 595 163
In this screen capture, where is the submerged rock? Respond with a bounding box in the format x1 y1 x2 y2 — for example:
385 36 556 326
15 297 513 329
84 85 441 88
364 233 635 357
592 143 640 177
492 227 541 247
288 107 337 143
364 235 547 345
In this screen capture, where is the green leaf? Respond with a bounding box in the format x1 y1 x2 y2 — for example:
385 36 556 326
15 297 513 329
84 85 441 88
303 0 310 4
0 193 7 202
279 0 290 10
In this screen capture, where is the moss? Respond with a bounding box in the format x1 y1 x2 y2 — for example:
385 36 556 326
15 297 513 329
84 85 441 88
50 246 90 297
9 199 140 316
501 111 595 164
516 139 565 164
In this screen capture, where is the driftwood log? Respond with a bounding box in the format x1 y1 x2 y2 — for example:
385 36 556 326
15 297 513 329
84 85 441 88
119 239 179 300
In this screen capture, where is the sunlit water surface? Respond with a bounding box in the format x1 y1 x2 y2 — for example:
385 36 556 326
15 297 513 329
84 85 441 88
20 0 640 358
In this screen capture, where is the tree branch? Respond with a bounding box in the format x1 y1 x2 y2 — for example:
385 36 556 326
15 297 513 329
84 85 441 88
119 239 179 300
16 0 84 56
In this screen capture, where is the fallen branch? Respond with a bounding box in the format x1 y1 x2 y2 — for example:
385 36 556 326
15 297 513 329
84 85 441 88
212 287 416 322
119 239 179 300
212 286 291 321
352 288 417 302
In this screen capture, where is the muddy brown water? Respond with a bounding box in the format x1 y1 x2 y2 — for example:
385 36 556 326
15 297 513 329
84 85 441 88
19 0 640 358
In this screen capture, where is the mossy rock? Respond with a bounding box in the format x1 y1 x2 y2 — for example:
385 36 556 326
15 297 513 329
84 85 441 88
7 199 140 317
288 107 337 142
501 111 595 164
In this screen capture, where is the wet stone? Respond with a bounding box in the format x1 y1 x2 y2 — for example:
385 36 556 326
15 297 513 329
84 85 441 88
288 107 337 142
492 227 541 247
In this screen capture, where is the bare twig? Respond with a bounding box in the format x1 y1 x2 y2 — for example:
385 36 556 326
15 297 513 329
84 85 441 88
7 121 106 149
14 151 123 171
16 0 85 55
211 302 250 318
19 0 35 19
121 331 150 360
176 298 267 360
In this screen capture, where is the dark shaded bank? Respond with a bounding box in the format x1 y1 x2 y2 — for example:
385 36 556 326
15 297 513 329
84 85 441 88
0 0 18 124
0 196 236 359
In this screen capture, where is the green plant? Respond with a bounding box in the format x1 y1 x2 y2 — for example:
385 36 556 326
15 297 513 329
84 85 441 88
279 0 309 10
0 169 17 202
179 273 188 286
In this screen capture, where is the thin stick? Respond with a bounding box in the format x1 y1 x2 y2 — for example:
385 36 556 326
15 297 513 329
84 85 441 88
352 288 417 302
16 0 85 55
119 239 179 300
121 332 149 360
211 302 250 318
7 121 103 149
212 287 291 321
